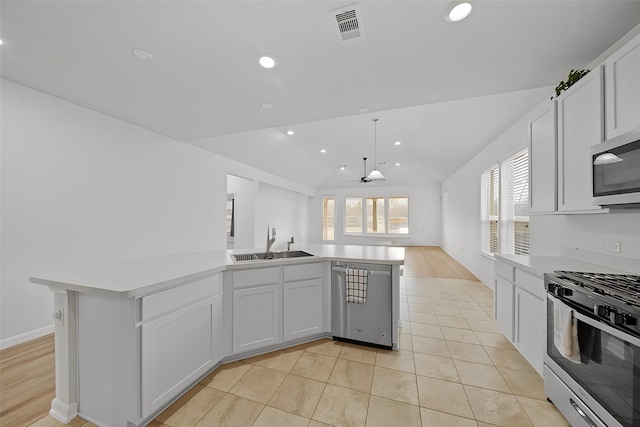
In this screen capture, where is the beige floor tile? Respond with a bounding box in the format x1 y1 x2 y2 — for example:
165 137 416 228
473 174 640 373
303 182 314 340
448 292 477 303
375 349 415 373
306 338 343 357
447 341 492 365
428 291 452 300
199 360 252 392
228 365 287 404
339 343 378 365
454 360 511 393
416 376 474 419
516 396 570 427
147 421 168 427
399 333 413 351
407 288 429 298
410 322 444 339
442 326 481 344
464 385 534 427
328 358 375 393
474 331 515 350
252 406 310 427
419 408 478 426
268 374 326 418
312 384 369 427
484 347 536 373
255 347 304 372
407 296 432 305
455 300 485 311
195 394 264 427
157 384 224 426
408 311 438 325
309 421 332 427
401 310 410 320
370 366 419 405
460 309 492 320
414 353 460 382
437 315 471 329
409 300 436 314
28 416 92 427
291 351 337 382
497 367 546 400
412 336 450 357
401 320 412 334
476 423 498 427
434 306 463 316
467 319 502 334
365 395 421 426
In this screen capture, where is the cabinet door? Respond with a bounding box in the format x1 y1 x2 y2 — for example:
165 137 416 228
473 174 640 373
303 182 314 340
557 66 604 212
605 33 640 140
233 284 281 354
141 295 220 417
528 101 557 213
284 278 323 341
514 287 544 375
494 276 514 341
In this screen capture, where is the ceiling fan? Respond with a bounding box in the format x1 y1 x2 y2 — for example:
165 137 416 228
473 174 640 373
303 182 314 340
350 157 386 183
348 119 386 184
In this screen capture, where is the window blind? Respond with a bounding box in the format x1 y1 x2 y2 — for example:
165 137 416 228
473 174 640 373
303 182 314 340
501 149 530 255
480 164 499 255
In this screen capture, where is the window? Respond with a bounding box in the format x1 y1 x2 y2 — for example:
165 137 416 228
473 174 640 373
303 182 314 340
226 193 235 241
322 197 335 241
481 148 529 256
344 196 409 235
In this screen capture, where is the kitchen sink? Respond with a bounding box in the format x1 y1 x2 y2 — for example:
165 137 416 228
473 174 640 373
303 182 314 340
231 250 315 263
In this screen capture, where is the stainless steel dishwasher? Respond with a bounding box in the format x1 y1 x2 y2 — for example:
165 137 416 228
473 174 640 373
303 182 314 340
331 261 392 349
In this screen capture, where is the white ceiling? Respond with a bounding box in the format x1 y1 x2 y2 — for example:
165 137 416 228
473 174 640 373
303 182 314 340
2 1 640 189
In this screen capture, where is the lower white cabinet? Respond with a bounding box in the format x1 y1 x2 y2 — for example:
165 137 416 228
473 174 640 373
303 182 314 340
141 294 221 416
494 276 515 341
514 286 544 373
283 278 323 341
233 284 282 353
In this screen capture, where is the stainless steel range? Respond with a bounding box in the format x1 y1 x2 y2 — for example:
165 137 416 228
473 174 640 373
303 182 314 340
544 271 640 427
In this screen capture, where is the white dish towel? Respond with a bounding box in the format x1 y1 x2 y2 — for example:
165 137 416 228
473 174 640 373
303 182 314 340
552 296 581 363
346 268 368 304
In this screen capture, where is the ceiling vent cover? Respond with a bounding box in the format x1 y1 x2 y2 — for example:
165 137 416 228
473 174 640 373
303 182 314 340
331 4 365 44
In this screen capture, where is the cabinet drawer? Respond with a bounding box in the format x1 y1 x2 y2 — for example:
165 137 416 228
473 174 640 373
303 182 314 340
494 261 515 282
515 270 544 300
141 274 221 321
233 267 279 289
284 263 323 282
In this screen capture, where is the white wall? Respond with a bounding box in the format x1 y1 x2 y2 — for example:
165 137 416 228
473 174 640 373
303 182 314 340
0 80 313 347
309 184 442 247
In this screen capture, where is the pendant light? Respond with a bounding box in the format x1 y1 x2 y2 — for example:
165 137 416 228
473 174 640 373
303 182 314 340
367 119 385 180
593 152 623 165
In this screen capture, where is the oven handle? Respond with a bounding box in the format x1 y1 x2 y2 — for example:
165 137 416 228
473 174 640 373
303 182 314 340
560 299 640 348
570 398 598 427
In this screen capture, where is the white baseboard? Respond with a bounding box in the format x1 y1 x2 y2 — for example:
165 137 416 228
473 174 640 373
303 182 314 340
0 324 54 350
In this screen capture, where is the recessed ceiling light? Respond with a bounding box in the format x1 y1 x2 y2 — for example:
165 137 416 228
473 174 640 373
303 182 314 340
258 55 277 69
395 163 400 166
394 141 401 146
0 39 4 45
286 130 294 135
340 165 346 170
358 107 369 114
261 103 273 109
320 149 326 153
446 1 473 22
132 48 153 60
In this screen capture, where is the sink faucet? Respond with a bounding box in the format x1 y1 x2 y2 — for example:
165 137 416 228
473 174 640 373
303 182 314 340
265 225 276 258
287 236 295 251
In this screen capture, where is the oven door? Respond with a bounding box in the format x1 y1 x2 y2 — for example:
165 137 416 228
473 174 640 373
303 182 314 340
546 294 640 426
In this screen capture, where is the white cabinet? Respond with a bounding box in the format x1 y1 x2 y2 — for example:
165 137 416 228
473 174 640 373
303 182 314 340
556 66 605 213
233 284 282 354
283 263 324 341
528 100 557 213
605 32 640 140
494 260 544 375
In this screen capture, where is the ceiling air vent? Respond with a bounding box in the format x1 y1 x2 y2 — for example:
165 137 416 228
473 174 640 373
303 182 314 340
331 4 365 44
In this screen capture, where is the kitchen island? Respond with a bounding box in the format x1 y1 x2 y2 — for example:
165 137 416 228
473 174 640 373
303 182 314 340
30 244 404 426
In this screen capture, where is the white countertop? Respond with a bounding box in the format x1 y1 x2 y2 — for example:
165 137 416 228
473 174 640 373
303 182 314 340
495 254 627 278
30 244 405 297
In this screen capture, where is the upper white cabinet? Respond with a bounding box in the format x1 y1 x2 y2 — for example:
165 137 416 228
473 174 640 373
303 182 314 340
528 100 557 213
605 33 640 140
556 66 605 213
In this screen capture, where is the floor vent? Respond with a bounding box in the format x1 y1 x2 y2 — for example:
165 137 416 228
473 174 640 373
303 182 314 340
331 4 365 44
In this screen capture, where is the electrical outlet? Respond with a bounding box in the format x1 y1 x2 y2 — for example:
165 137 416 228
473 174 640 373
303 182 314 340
605 241 621 253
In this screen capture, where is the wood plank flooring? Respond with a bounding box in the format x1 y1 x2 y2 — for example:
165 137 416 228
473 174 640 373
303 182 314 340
0 246 478 426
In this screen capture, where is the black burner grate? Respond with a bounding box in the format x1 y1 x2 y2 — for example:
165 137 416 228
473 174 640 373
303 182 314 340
555 270 640 304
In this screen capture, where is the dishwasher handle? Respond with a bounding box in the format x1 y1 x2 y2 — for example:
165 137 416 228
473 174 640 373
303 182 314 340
331 266 391 276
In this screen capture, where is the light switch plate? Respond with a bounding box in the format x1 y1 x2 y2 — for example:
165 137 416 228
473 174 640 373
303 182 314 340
605 241 622 253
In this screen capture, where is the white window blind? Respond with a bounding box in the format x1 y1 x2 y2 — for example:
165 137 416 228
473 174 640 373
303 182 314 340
501 149 530 255
480 164 499 256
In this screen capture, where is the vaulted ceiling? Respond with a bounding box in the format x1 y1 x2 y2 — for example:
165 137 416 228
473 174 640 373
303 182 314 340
2 1 639 189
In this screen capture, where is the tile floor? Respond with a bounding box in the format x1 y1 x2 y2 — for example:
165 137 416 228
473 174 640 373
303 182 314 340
31 276 570 427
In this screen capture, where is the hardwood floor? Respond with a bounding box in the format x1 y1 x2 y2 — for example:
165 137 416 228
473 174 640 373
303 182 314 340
0 334 55 427
0 246 479 426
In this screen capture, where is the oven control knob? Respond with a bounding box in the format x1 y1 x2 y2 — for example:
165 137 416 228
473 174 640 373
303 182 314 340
610 311 625 326
555 287 572 297
594 305 608 317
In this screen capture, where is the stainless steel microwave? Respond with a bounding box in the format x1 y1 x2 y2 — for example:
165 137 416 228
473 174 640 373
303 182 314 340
592 128 640 207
